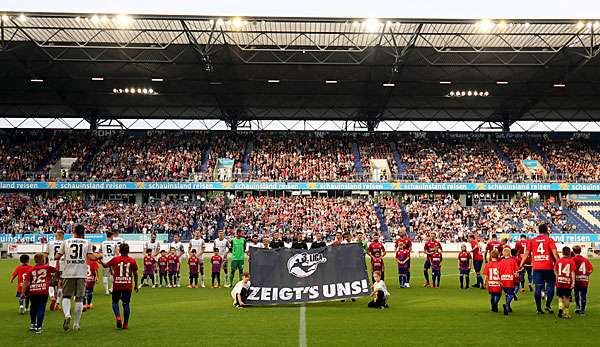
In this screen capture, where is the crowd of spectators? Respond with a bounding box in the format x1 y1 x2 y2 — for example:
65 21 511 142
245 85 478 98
223 195 381 238
357 137 398 180
80 133 209 181
405 195 578 242
0 131 56 181
0 194 225 238
1 130 599 182
2 192 590 242
249 133 356 181
201 134 247 180
396 135 511 182
540 140 600 181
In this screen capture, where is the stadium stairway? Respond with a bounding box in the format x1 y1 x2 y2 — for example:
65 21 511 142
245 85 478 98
400 205 413 238
351 142 366 178
242 140 253 176
373 203 390 241
562 207 599 233
493 142 516 172
37 141 63 172
568 203 600 232
531 203 560 233
389 142 407 177
199 145 211 174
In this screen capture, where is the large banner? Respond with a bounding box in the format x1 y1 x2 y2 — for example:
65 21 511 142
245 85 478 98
2 181 600 191
247 244 370 305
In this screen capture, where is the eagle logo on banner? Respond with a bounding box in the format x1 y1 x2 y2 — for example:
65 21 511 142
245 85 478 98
287 251 327 278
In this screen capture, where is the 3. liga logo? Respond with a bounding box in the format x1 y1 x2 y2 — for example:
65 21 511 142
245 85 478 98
287 251 327 278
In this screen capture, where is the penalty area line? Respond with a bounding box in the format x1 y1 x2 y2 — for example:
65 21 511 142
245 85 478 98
299 304 307 347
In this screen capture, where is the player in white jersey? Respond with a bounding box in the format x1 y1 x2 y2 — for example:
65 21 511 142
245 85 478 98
44 230 65 311
170 233 185 287
100 231 120 295
55 225 99 332
144 232 161 283
189 231 206 287
213 230 231 285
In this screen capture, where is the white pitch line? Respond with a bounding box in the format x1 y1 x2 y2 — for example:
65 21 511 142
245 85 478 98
299 304 307 347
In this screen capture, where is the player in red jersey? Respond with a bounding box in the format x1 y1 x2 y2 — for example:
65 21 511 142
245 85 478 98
520 224 559 314
371 250 385 282
430 246 442 288
83 254 99 311
101 243 138 330
498 248 519 315
210 248 223 288
10 254 32 315
22 253 57 334
483 250 502 313
141 249 157 288
367 234 386 259
395 231 412 287
395 242 410 288
457 244 471 289
468 234 484 289
554 246 576 319
157 250 169 288
510 249 522 300
423 235 442 287
500 237 511 253
167 247 180 288
515 234 533 292
484 234 502 262
572 245 593 315
188 249 201 288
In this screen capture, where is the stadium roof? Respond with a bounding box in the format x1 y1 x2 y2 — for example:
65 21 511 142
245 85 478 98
1 13 600 131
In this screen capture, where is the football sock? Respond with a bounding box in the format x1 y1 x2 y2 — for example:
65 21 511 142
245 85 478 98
103 277 109 292
49 287 55 299
57 288 63 302
62 298 71 318
423 270 429 284
546 285 555 308
460 276 464 288
123 303 130 324
112 302 120 318
88 291 93 305
18 297 24 306
465 276 470 287
407 271 411 283
506 292 513 306
534 285 543 310
74 302 83 325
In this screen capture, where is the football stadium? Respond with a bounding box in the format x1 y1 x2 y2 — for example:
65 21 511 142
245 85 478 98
1 1 600 346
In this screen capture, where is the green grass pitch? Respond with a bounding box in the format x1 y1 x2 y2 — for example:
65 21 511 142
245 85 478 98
1 258 598 346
